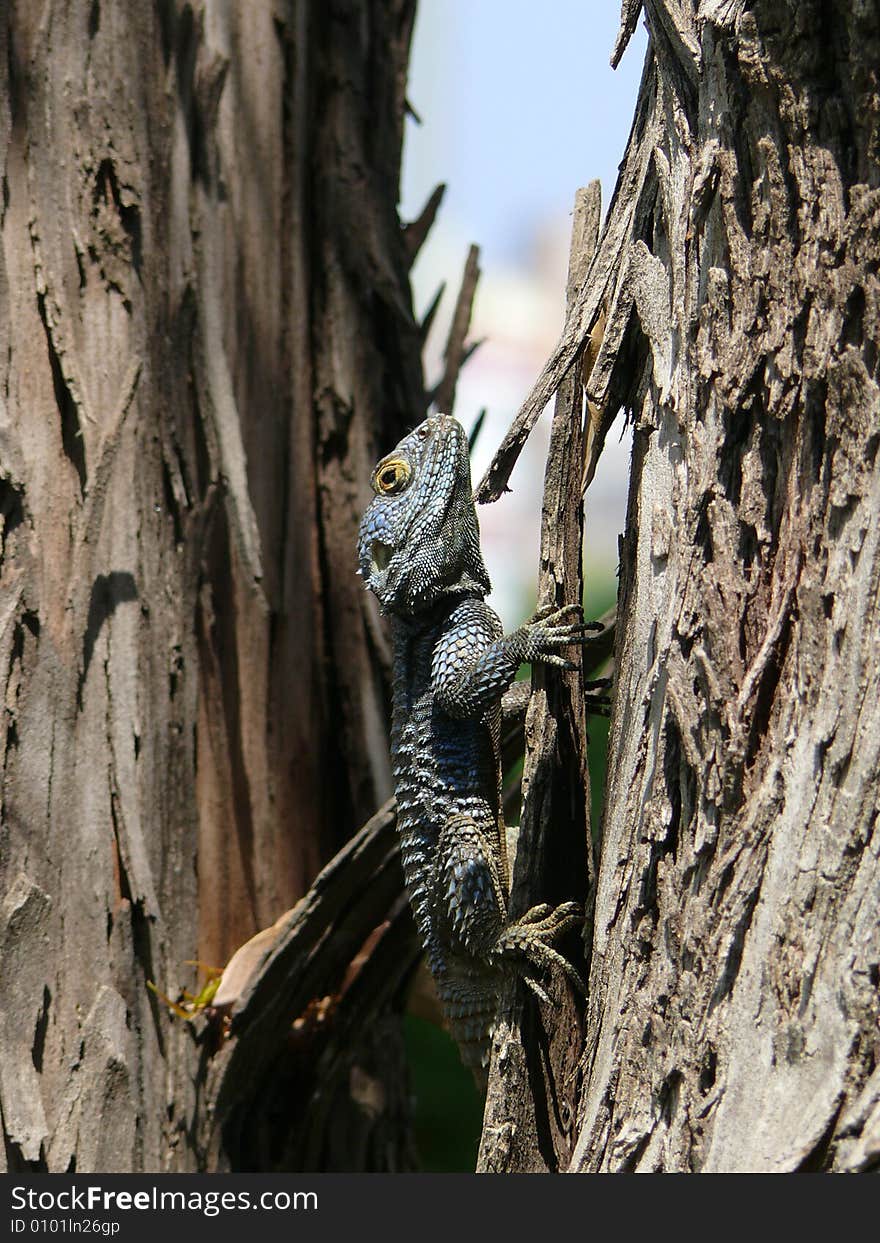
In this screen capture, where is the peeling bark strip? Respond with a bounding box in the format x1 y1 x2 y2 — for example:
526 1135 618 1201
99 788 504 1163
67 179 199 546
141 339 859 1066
0 0 423 1172
563 1 880 1172
479 184 602 1173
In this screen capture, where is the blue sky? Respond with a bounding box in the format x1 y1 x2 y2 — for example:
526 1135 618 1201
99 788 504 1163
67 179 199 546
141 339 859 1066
402 2 647 266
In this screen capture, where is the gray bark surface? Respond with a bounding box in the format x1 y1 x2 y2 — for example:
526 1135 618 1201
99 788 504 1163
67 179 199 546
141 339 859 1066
477 0 880 1172
577 0 880 1174
0 0 422 1172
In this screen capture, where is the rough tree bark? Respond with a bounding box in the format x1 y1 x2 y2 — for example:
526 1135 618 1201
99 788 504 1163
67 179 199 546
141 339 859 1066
478 0 880 1172
0 0 425 1172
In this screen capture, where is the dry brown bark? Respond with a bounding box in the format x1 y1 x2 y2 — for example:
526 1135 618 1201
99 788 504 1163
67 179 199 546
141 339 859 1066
0 0 424 1172
477 0 880 1172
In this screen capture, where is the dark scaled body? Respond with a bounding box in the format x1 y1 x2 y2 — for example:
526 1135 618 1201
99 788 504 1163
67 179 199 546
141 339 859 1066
358 414 586 1082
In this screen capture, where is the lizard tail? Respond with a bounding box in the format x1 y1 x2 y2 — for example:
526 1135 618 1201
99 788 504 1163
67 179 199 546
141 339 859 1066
440 976 498 1092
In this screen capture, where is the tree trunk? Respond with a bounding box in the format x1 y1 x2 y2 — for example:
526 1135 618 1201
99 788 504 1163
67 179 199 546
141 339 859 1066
478 0 880 1172
575 0 880 1173
0 0 423 1172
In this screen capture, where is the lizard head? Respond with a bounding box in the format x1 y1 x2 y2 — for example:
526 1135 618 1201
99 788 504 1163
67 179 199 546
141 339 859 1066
357 413 491 615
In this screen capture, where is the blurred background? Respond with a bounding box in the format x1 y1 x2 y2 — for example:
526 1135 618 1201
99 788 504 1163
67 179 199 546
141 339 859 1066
398 0 647 1169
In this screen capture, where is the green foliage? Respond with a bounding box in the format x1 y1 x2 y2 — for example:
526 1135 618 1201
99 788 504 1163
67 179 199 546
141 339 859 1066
583 567 617 840
404 1015 483 1171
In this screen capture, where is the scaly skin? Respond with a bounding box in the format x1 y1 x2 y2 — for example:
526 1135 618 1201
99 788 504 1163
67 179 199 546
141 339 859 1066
358 413 591 1084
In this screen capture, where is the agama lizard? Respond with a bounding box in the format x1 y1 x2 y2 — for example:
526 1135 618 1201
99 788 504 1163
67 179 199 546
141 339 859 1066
358 413 594 1084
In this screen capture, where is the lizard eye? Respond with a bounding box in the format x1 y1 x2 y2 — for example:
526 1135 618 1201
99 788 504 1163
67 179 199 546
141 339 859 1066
374 457 412 496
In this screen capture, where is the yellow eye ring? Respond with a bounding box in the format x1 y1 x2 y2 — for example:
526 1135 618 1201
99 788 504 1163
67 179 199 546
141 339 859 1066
373 457 412 496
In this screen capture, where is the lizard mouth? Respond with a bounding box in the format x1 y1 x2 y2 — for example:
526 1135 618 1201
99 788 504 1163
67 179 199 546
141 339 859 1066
370 540 394 576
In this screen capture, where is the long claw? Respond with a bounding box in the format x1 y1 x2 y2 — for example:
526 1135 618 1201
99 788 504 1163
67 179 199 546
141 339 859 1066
517 903 554 923
522 975 553 1007
531 603 584 627
539 654 577 669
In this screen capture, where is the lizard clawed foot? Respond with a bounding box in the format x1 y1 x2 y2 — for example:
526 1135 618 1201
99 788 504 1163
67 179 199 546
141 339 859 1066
522 606 604 669
494 901 587 998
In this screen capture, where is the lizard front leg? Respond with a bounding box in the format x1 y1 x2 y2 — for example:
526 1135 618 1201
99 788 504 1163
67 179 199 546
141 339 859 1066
433 601 601 718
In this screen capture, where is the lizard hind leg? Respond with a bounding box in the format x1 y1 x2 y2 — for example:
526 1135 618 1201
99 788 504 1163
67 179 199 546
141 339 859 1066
433 811 510 1081
433 813 586 1080
436 811 508 959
